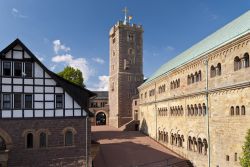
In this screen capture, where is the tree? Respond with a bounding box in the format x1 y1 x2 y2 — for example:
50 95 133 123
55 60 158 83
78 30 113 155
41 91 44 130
58 66 85 87
240 129 250 167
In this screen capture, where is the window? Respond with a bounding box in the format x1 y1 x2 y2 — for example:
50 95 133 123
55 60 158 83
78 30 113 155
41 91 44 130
0 136 6 150
24 94 32 109
230 106 234 116
39 132 47 148
234 56 241 71
56 94 63 109
14 62 22 77
243 53 249 68
65 130 73 146
3 94 11 109
226 155 230 161
236 106 240 115
14 94 22 109
217 63 221 76
25 62 33 77
210 66 216 78
235 153 237 161
26 133 33 148
3 62 11 76
128 33 134 42
241 105 246 115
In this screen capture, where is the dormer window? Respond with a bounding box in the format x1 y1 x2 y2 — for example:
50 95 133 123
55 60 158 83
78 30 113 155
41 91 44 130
3 62 11 76
14 62 22 77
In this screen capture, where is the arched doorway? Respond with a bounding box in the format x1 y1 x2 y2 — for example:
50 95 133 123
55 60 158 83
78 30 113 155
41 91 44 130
96 112 106 125
0 136 7 167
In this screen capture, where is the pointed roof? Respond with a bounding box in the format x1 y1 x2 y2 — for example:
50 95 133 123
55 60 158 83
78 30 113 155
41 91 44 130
141 10 250 87
0 38 96 117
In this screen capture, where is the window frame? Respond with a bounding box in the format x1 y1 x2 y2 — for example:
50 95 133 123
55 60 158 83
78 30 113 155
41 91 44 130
14 93 22 109
55 94 64 109
3 61 11 76
13 61 22 77
25 62 33 78
2 94 11 109
64 130 74 146
24 94 33 109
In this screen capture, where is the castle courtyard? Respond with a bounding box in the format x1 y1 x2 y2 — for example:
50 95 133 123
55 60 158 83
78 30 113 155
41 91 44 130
92 126 192 167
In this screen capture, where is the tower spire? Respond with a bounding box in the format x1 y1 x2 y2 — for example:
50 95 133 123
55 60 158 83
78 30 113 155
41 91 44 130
122 7 128 24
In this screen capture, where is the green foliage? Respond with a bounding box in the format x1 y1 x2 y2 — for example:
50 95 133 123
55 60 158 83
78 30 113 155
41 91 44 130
58 66 85 87
240 129 250 167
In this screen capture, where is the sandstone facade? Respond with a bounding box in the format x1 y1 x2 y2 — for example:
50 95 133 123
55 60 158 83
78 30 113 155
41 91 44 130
138 18 250 167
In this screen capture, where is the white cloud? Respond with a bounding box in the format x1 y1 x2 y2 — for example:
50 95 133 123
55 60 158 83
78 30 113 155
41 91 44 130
52 54 94 81
11 8 27 18
53 40 71 54
89 75 109 91
92 57 105 64
165 46 175 52
50 64 57 71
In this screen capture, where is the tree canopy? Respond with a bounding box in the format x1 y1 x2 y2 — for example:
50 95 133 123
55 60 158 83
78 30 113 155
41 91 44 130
58 66 85 87
240 129 250 167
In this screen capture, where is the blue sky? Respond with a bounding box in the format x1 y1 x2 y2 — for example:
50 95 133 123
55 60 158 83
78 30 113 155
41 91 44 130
0 0 249 90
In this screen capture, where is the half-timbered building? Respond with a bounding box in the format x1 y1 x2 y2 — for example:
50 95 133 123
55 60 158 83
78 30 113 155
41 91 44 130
0 39 95 167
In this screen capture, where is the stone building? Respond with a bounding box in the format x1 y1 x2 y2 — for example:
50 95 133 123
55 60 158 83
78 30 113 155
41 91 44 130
138 11 250 167
109 10 144 128
89 91 109 126
0 39 95 167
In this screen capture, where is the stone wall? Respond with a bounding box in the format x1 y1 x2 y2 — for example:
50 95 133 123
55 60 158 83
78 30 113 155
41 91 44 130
138 34 250 167
0 118 91 167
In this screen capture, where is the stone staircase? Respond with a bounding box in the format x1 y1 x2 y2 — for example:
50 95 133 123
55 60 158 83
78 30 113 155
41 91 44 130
119 120 140 131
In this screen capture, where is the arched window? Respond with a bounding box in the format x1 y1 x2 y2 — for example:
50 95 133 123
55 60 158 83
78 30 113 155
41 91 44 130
194 104 198 116
230 106 234 116
243 53 249 68
0 136 6 150
234 56 241 71
202 103 206 116
198 138 203 154
195 72 198 82
210 65 216 78
187 75 191 85
191 74 194 83
27 133 33 148
203 139 208 155
241 105 246 115
39 132 47 148
180 106 183 115
198 104 202 116
193 137 197 152
65 130 73 146
188 136 193 151
191 105 194 116
216 63 221 76
198 70 202 81
236 106 240 115
187 105 190 116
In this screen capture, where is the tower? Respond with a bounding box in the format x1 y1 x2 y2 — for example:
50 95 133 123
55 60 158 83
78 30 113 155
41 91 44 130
109 8 144 128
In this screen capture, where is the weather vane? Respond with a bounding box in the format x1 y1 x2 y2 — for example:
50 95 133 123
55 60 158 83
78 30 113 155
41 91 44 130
122 7 132 24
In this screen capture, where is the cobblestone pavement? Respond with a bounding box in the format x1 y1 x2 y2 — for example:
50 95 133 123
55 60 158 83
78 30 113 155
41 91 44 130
92 126 187 167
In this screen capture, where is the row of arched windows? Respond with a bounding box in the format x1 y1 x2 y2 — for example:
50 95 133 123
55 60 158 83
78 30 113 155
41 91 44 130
187 71 202 85
234 53 249 71
158 84 166 94
170 79 180 89
230 105 246 116
149 89 155 97
170 106 184 116
210 63 221 78
188 136 208 156
158 107 168 116
170 133 185 147
187 103 206 116
158 131 168 143
25 128 75 149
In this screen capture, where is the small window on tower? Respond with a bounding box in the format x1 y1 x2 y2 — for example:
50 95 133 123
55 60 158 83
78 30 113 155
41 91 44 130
112 37 116 44
128 33 135 42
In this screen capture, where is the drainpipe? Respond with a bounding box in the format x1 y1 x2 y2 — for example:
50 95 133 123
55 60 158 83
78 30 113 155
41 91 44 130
204 59 211 167
155 82 157 140
86 116 88 167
